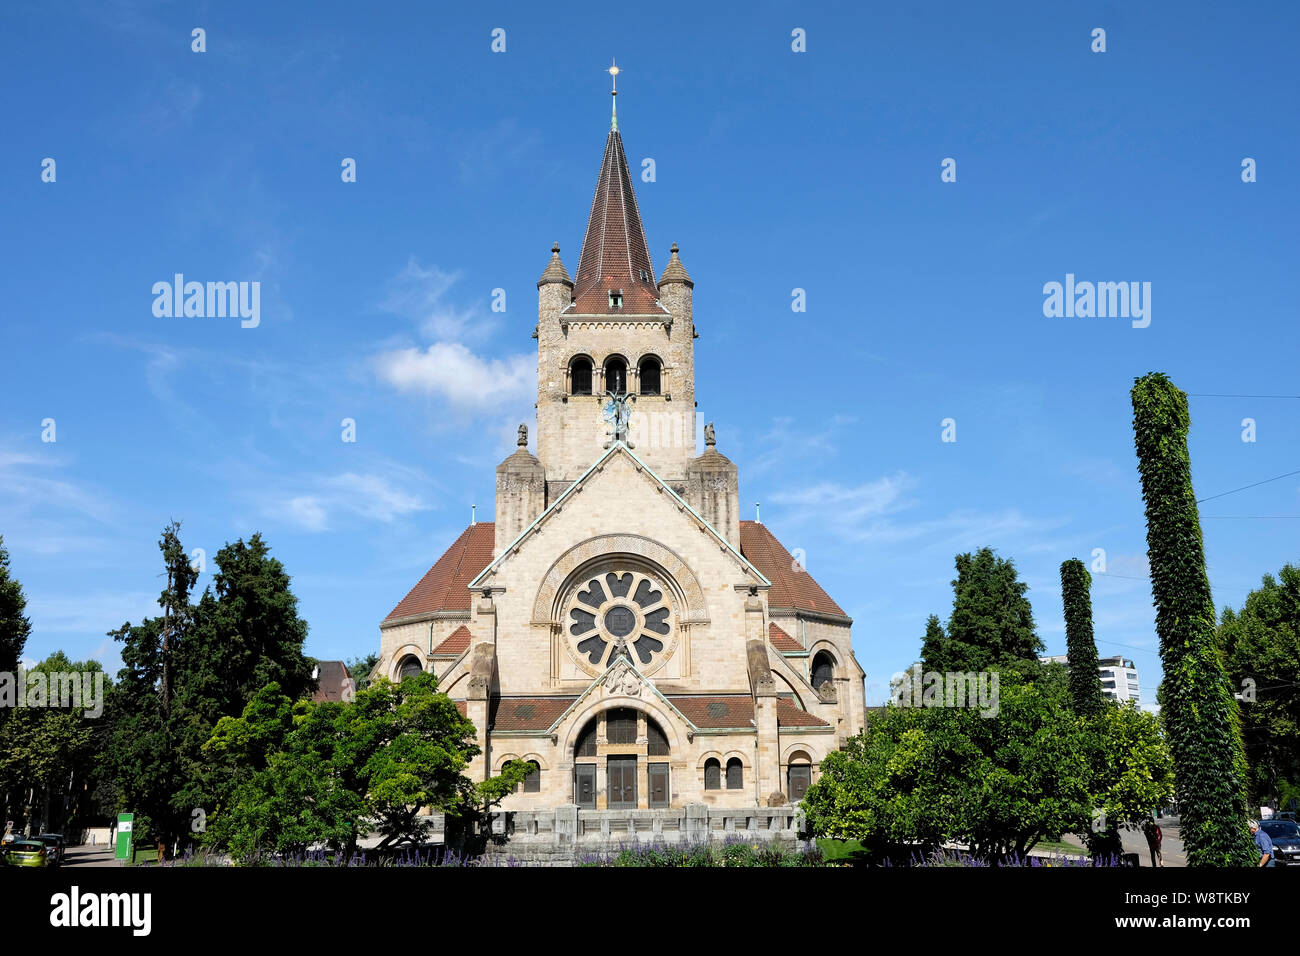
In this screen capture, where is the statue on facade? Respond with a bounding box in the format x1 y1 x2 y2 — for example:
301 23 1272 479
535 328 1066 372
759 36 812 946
517 423 528 448
602 388 635 448
704 421 716 447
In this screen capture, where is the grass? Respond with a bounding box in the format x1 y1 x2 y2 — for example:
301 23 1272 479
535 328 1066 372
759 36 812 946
1031 839 1087 856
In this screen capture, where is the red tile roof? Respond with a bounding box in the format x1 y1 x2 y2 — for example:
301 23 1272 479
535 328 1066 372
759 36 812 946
454 700 467 717
668 695 755 728
432 625 472 657
739 521 847 618
776 697 830 728
666 694 831 730
489 697 577 732
569 126 668 316
310 661 355 703
768 622 804 653
385 524 495 622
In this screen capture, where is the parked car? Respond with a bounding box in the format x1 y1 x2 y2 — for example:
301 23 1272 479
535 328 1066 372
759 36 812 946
2 840 49 867
33 834 66 866
1260 820 1300 866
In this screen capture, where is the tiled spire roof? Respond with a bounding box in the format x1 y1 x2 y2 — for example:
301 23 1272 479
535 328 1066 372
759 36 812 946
537 242 573 288
570 121 667 316
658 243 693 288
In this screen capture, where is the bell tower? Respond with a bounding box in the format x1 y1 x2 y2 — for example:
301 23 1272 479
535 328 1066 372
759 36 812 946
535 65 697 498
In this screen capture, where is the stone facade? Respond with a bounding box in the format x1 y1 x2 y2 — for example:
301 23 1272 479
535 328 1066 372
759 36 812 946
375 101 866 821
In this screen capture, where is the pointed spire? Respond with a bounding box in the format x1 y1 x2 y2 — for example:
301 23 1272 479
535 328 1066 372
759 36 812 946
570 69 667 316
537 241 573 288
659 242 693 288
609 59 620 131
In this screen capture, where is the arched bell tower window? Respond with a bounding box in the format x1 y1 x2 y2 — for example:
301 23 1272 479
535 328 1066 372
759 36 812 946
570 357 593 396
604 357 627 394
397 655 423 682
638 357 661 396
811 651 837 691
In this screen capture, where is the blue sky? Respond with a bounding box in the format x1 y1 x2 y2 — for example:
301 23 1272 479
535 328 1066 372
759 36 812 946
2 1 1297 707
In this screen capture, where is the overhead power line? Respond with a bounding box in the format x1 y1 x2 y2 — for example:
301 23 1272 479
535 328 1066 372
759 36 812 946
1188 393 1300 399
1196 469 1300 504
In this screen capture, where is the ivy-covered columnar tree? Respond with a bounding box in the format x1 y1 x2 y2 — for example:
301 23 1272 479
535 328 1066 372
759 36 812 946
1060 559 1104 716
1131 373 1256 866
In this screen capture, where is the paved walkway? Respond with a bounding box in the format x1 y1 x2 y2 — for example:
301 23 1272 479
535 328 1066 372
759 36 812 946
60 843 120 868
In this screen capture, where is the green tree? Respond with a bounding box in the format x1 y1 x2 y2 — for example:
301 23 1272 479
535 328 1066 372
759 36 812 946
1131 372 1255 866
1216 565 1300 807
1087 703 1176 842
204 672 524 859
0 536 32 677
804 669 1091 861
0 652 107 835
804 667 1174 864
923 548 1043 672
0 536 34 830
346 653 379 693
918 615 946 673
1061 558 1105 716
103 525 314 849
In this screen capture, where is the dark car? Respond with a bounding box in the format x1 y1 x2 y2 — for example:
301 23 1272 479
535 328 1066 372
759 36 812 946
32 834 65 866
1260 820 1300 866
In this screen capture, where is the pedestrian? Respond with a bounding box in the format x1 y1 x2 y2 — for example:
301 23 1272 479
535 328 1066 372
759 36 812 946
1142 818 1163 867
1249 820 1275 867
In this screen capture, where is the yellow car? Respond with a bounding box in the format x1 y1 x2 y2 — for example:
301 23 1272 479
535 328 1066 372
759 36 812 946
2 840 49 867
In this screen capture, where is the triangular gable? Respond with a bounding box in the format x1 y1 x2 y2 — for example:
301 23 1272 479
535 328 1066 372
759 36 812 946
539 655 704 735
469 441 770 590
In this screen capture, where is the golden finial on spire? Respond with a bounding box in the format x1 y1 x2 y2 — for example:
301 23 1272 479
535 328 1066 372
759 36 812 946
608 58 620 131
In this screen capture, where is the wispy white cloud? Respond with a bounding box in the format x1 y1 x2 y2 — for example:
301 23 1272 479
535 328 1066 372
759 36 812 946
768 470 1065 553
0 441 119 529
374 342 533 411
378 258 482 340
769 473 916 525
261 471 431 533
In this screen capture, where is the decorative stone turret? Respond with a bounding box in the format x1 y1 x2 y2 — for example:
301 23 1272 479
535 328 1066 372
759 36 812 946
685 421 740 547
657 242 693 335
495 424 546 557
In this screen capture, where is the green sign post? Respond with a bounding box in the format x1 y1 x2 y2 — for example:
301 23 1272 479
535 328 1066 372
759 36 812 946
115 812 134 863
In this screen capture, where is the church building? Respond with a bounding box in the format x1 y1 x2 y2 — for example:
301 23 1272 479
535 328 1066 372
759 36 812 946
376 79 865 811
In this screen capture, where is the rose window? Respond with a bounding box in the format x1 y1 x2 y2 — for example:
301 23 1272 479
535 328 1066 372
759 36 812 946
567 570 671 668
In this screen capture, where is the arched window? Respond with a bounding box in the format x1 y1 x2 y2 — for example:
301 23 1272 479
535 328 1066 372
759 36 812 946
606 707 637 744
575 718 598 757
638 357 661 396
787 752 812 802
725 757 743 790
523 760 541 793
571 357 593 396
647 719 670 756
604 357 627 394
397 655 423 681
704 758 721 791
811 651 836 690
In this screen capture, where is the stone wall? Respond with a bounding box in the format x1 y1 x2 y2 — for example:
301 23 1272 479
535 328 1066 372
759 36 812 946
438 804 808 864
